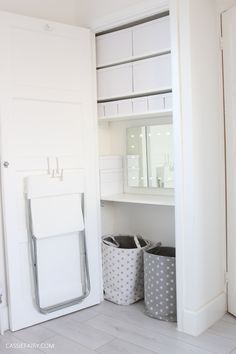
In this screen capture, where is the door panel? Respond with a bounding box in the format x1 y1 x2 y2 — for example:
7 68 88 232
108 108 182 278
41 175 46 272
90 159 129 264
10 98 84 157
0 12 101 330
222 5 236 316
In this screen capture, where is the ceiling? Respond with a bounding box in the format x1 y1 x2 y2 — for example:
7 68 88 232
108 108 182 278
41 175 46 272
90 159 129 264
0 0 161 29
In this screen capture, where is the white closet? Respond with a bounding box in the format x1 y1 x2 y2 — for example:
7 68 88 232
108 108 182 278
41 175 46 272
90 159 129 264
96 14 175 269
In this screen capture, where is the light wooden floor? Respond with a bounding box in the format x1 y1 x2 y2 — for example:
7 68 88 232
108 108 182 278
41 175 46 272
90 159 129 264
1 300 236 354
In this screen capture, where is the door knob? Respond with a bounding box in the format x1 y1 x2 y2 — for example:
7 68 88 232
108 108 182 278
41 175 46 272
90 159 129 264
3 161 9 168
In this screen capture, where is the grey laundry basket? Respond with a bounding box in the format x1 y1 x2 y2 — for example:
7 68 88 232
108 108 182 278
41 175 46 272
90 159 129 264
102 235 151 305
144 245 177 322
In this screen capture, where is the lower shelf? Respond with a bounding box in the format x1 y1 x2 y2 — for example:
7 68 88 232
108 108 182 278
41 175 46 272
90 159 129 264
101 193 175 206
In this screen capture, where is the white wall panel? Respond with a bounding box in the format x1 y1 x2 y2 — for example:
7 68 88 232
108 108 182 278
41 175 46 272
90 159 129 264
170 0 226 335
101 202 175 246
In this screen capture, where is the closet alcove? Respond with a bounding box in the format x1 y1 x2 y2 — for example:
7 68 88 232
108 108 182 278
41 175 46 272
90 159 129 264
96 10 176 318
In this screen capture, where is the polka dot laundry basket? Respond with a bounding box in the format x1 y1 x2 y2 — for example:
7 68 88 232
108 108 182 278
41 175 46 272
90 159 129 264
144 245 177 322
102 235 151 305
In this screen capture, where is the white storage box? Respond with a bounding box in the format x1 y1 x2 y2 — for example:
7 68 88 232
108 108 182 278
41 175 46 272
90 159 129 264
97 103 105 118
117 99 133 116
96 29 132 67
100 156 123 197
104 102 118 117
132 97 148 114
148 95 165 112
133 54 172 94
100 169 123 197
133 17 171 57
97 63 133 100
164 93 173 109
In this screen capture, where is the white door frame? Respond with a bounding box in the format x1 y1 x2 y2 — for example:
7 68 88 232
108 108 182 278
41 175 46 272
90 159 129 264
221 3 236 317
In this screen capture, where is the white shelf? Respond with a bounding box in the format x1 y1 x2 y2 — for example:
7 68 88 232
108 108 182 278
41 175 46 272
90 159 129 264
98 88 172 103
101 193 175 206
96 50 171 70
98 109 172 122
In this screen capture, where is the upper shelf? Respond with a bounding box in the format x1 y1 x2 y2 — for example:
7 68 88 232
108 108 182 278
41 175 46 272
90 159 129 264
96 14 170 69
97 54 172 102
98 109 172 123
101 193 175 206
96 51 171 70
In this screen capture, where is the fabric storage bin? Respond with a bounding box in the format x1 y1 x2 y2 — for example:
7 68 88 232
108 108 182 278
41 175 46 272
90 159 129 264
102 235 151 305
144 245 177 322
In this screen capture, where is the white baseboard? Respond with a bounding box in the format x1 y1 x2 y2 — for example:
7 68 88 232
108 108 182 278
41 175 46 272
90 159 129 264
180 292 227 336
0 305 9 335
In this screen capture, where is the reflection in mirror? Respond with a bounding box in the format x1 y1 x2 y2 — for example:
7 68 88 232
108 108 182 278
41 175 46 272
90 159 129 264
126 126 148 187
126 124 174 189
147 124 174 188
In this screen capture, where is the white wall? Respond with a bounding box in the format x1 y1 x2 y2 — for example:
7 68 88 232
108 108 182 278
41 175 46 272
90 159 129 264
171 0 226 336
99 117 172 156
217 0 236 12
101 202 175 246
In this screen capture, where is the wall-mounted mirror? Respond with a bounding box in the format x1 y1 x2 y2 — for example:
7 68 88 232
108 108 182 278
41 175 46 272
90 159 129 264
126 124 174 189
126 126 148 188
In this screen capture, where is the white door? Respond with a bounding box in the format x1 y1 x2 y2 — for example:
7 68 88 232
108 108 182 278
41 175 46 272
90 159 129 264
0 12 101 330
222 5 236 316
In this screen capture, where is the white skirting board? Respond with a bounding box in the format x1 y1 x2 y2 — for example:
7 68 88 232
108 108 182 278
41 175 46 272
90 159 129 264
180 292 227 336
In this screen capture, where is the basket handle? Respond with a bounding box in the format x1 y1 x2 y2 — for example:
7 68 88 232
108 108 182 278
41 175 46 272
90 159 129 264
134 236 142 248
103 236 120 248
135 236 159 249
134 235 150 249
146 241 162 251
